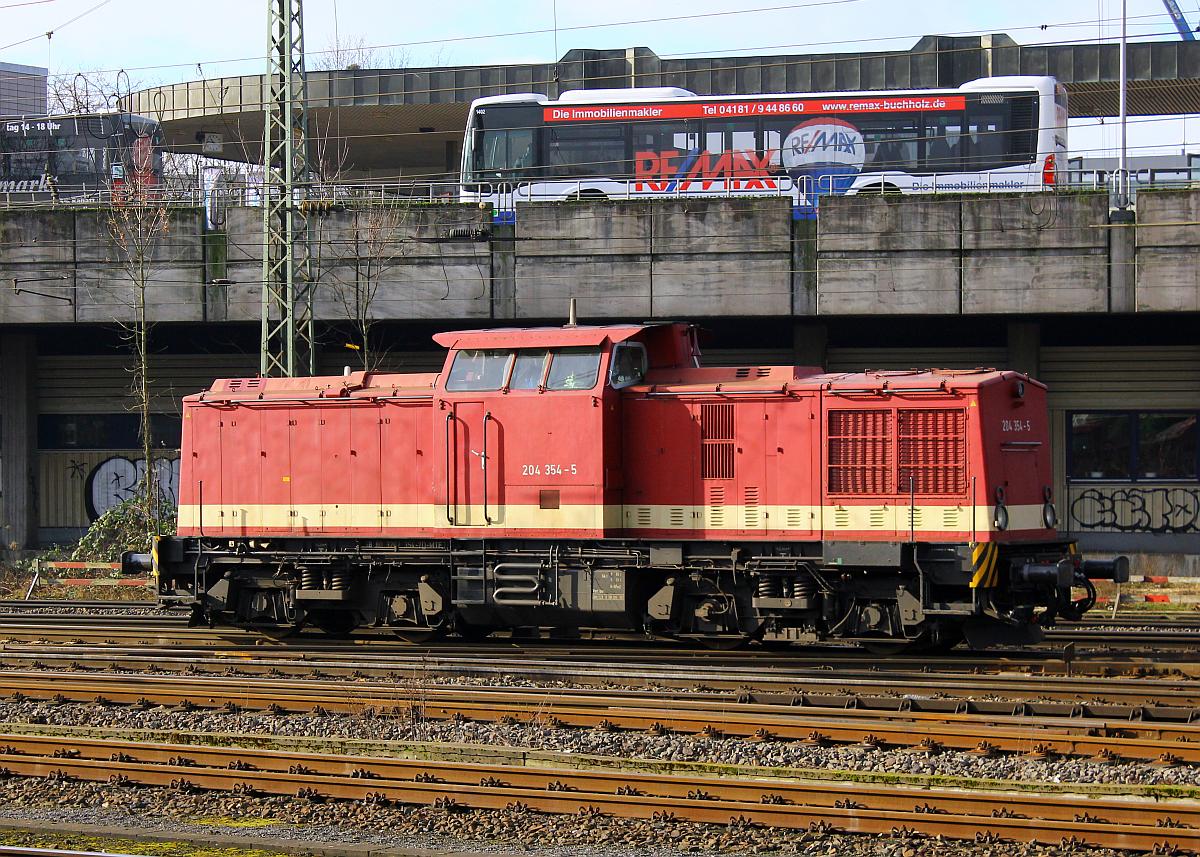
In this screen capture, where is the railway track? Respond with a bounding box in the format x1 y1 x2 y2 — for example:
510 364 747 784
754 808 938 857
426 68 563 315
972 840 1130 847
0 730 1195 852
7 668 1200 763
6 640 1200 702
4 608 1200 659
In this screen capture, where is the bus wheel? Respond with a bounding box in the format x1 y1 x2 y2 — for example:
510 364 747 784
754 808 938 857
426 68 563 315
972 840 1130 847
860 183 902 195
566 190 608 202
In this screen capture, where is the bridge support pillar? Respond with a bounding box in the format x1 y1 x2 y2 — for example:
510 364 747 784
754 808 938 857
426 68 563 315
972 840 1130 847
793 322 828 369
0 331 37 552
1109 213 1137 313
1006 321 1040 379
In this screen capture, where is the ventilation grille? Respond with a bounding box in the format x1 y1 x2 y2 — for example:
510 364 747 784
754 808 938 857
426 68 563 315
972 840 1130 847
828 410 892 494
898 409 967 495
227 378 263 392
707 484 726 528
734 367 772 379
744 486 761 528
668 507 686 528
701 403 735 480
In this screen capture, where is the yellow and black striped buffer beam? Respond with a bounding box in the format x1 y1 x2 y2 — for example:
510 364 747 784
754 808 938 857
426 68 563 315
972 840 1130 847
969 542 1000 589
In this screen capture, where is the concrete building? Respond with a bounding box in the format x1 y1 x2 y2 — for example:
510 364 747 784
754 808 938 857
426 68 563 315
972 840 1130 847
0 62 46 116
1 191 1198 573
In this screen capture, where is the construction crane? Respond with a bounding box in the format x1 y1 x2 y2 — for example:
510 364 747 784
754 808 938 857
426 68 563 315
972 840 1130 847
1161 0 1197 39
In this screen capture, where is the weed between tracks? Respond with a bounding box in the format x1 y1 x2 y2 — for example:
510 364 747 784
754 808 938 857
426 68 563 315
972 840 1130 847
0 829 290 857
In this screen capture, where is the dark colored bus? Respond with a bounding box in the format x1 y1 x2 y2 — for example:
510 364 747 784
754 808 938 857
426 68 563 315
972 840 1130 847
0 112 163 200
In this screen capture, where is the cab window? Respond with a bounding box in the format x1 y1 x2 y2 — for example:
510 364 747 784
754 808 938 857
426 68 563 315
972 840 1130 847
546 347 601 390
609 342 647 389
509 349 549 390
445 349 512 391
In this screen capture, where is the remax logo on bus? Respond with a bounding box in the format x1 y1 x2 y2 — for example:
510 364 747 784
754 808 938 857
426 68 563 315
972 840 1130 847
633 148 781 193
781 118 865 193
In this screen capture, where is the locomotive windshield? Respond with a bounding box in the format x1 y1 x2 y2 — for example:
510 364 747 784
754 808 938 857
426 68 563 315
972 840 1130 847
545 348 601 390
445 346 602 391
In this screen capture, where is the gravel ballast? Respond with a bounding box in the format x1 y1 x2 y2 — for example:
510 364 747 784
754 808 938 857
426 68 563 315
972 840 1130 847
0 699 1196 788
0 777 1150 857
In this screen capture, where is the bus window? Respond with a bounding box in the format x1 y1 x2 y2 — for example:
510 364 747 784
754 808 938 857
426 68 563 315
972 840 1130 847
703 121 757 158
633 121 697 180
923 116 963 173
509 350 549 390
546 347 602 390
479 128 535 177
547 123 626 178
446 349 513 392
860 119 919 171
964 111 1005 171
632 121 694 153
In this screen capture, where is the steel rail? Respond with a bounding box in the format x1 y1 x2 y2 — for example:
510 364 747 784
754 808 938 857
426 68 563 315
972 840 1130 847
6 670 1200 763
6 641 1200 705
7 611 1200 657
0 732 1195 852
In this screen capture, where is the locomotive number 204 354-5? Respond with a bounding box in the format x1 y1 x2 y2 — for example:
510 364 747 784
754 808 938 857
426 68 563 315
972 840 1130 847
522 463 578 476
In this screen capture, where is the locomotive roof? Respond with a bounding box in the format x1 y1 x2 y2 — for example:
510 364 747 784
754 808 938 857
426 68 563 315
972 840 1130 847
192 372 437 402
431 323 659 350
636 366 1043 395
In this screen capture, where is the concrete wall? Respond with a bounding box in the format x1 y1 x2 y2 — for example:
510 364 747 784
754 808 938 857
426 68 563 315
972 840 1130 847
1136 190 1200 312
0 207 204 324
1 191 1198 326
513 198 793 319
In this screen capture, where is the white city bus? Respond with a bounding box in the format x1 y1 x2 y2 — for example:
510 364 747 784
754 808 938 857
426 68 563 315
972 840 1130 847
460 76 1067 218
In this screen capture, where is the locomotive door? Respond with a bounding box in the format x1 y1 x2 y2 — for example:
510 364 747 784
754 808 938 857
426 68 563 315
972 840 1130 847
445 402 498 527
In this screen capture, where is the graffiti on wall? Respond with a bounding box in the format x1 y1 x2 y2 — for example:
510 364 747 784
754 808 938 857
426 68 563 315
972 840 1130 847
1069 486 1200 534
84 456 180 521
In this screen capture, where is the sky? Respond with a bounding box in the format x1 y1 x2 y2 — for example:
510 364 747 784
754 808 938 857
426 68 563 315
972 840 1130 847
0 0 1197 161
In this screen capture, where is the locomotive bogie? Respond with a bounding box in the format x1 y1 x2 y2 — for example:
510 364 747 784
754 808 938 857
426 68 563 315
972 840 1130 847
134 321 1125 650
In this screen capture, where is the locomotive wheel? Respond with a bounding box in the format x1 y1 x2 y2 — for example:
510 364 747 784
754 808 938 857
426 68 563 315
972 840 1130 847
860 639 916 656
393 626 447 644
697 634 756 651
924 626 965 654
309 611 359 638
453 618 496 642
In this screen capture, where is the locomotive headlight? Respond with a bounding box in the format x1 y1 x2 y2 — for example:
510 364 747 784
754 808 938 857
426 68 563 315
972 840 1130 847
994 503 1010 531
1042 501 1058 529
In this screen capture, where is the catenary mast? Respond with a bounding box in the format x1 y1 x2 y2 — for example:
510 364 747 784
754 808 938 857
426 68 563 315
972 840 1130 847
260 0 315 376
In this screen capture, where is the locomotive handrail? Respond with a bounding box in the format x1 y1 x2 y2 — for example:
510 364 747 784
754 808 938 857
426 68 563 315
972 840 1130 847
195 394 434 407
645 389 792 397
826 386 960 396
444 412 455 525
482 411 494 525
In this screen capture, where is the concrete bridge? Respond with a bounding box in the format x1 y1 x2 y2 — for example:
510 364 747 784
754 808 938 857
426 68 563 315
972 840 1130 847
1 191 1198 570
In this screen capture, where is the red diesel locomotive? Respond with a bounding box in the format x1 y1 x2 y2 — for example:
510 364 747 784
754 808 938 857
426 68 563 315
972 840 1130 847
135 322 1127 650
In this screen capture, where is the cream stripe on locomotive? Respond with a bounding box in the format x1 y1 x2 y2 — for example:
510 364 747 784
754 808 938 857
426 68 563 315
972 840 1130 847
177 503 1045 534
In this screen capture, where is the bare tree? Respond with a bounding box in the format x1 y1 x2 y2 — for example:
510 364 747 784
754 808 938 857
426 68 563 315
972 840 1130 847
315 200 412 372
310 35 412 71
46 70 124 114
104 175 171 535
